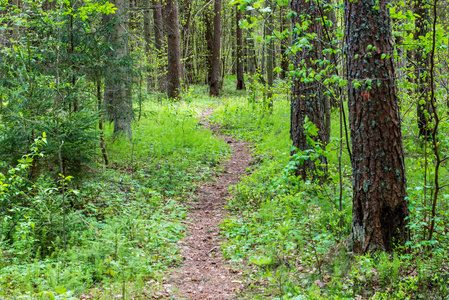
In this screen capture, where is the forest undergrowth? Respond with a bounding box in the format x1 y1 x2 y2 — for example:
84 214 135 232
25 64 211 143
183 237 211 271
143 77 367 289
211 77 449 299
0 76 448 299
0 84 233 299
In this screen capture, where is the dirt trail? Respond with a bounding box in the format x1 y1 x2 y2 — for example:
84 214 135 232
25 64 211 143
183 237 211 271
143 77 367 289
163 107 252 299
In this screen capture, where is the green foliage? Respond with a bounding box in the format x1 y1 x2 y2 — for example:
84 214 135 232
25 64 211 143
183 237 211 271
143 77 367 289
0 0 113 174
213 95 355 298
0 93 229 298
212 90 449 299
106 99 229 196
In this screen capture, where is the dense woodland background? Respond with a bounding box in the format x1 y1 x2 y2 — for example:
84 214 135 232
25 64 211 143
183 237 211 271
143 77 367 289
0 0 448 298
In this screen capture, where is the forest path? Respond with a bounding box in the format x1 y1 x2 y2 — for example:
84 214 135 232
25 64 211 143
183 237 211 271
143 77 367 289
162 107 252 299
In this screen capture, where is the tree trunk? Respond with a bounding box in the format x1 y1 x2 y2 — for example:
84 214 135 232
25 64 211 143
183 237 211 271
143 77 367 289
209 0 221 96
236 8 245 90
415 0 431 139
344 0 409 253
246 10 256 78
266 0 274 109
290 0 327 180
97 78 109 166
143 0 151 90
103 0 133 139
180 0 193 86
322 0 337 143
279 5 289 80
165 0 182 99
204 7 214 84
153 0 166 92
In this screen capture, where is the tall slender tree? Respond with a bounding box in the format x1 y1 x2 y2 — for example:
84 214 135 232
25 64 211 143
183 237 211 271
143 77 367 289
266 0 274 108
166 0 182 99
344 0 409 253
290 0 327 179
153 0 166 92
209 0 221 96
415 0 431 139
246 10 257 78
279 5 289 80
103 0 133 138
236 7 245 90
205 6 214 84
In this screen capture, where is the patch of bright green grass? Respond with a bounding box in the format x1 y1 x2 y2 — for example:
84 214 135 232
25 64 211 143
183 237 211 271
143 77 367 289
0 92 229 299
212 84 449 299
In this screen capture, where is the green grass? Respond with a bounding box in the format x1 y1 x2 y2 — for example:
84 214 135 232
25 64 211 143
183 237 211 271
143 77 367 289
0 90 229 299
211 83 449 299
1 75 448 299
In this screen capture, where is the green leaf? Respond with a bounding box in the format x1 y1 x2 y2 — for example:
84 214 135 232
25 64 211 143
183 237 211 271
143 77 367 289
250 255 272 266
55 286 67 295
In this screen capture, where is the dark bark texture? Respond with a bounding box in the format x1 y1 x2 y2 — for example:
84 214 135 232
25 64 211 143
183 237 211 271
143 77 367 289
103 0 133 138
166 0 182 99
153 0 166 92
236 9 245 90
204 7 214 84
279 6 289 80
290 0 327 180
209 0 221 96
344 0 409 253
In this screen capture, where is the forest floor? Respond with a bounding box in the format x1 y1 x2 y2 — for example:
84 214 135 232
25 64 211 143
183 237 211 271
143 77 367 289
159 107 253 299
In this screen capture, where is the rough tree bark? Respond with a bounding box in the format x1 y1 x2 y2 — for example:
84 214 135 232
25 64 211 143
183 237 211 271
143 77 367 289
209 0 221 96
165 0 182 99
279 5 289 80
103 0 133 138
236 8 245 90
143 0 151 90
152 0 166 92
344 0 409 253
290 0 327 180
204 7 214 84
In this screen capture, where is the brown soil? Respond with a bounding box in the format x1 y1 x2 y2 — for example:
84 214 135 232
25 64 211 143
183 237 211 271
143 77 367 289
162 107 253 299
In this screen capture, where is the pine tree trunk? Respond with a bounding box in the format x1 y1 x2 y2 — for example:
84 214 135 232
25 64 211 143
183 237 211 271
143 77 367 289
165 0 182 99
344 0 409 253
143 1 151 90
236 8 245 90
204 7 214 84
153 0 166 92
209 0 221 96
103 0 133 139
279 5 289 80
290 0 327 179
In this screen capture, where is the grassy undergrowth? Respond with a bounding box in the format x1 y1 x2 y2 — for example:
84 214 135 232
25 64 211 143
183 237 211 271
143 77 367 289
211 79 449 299
0 88 229 299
